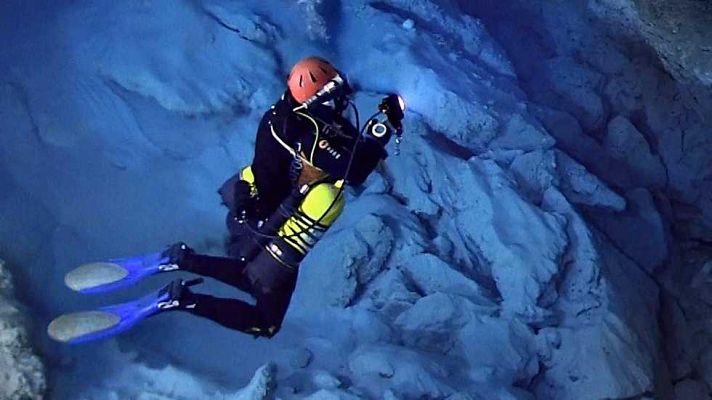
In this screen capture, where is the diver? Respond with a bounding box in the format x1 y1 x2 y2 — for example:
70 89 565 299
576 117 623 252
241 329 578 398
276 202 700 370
48 57 406 343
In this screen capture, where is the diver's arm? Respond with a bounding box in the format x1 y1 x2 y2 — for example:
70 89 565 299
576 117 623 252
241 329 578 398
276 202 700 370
344 138 388 185
342 94 404 185
251 102 304 219
252 131 293 218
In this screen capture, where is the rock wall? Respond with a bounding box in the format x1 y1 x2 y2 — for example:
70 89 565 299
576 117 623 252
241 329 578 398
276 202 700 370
590 0 712 118
586 1 712 397
0 259 45 399
455 0 712 397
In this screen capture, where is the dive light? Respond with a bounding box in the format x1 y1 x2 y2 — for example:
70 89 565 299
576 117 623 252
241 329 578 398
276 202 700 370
364 93 406 153
379 94 406 130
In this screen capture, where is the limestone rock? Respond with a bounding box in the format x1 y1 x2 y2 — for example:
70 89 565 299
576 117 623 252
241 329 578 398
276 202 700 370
0 259 46 400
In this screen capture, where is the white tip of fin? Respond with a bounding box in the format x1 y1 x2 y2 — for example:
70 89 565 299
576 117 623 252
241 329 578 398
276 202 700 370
64 262 129 292
47 311 120 343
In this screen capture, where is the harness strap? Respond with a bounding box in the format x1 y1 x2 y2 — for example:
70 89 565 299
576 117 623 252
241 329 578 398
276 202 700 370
268 120 319 169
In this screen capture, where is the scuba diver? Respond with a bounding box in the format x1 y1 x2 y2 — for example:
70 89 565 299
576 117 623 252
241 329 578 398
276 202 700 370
48 56 406 343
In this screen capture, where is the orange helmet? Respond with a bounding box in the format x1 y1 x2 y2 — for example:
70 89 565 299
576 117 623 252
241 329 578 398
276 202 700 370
287 57 339 103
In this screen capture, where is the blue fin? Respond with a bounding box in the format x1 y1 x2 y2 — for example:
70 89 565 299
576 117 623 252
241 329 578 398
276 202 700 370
47 290 168 344
64 251 176 294
48 278 202 344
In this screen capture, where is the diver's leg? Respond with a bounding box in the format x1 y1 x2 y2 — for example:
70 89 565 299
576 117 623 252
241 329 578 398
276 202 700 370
166 243 251 291
245 250 299 337
185 253 299 338
186 281 297 338
179 253 250 291
251 271 298 337
187 293 267 335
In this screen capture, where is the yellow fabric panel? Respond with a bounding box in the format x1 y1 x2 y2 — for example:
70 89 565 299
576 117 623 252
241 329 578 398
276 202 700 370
299 183 344 227
239 165 255 184
239 165 258 196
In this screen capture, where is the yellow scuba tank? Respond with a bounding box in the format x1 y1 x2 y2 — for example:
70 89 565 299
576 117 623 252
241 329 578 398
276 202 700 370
265 180 345 269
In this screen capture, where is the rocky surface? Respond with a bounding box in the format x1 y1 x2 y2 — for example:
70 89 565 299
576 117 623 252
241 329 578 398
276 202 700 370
590 0 712 117
0 259 45 400
585 1 712 396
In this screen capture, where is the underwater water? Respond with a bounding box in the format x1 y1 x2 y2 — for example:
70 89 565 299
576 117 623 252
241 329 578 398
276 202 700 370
1 0 711 398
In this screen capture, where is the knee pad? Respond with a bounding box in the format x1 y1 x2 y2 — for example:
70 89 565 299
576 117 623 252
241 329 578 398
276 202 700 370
246 324 279 338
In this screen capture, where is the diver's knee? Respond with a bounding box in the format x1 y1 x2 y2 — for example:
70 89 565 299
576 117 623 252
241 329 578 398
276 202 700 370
246 324 280 339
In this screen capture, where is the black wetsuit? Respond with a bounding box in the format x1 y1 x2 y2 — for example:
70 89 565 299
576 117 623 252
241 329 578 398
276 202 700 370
177 92 388 337
180 250 296 337
221 92 386 219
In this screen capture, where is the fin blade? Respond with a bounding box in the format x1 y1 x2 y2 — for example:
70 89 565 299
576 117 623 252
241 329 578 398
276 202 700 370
65 262 130 292
47 311 122 344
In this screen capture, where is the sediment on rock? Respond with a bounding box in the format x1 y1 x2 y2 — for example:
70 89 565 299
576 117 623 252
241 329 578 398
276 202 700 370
0 258 46 400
